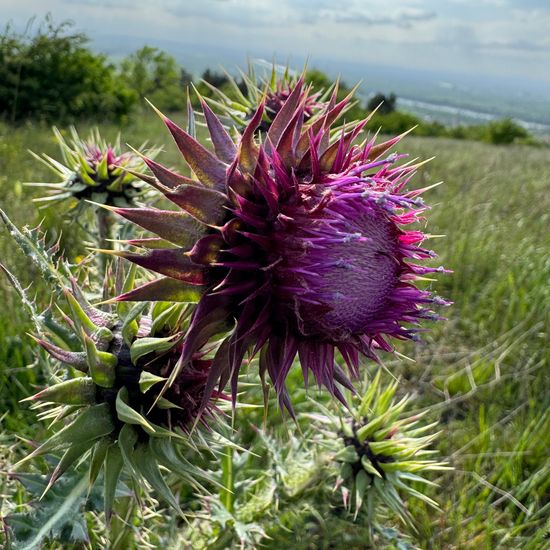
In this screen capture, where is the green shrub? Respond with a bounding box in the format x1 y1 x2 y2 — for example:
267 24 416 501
120 46 191 112
369 110 423 135
482 117 529 144
367 92 397 115
0 16 136 123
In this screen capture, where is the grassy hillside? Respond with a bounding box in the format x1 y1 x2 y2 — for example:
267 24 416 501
0 114 548 548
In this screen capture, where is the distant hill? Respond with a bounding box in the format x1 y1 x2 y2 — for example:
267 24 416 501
91 32 550 135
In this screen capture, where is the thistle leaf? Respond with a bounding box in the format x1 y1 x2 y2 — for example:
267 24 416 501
139 371 166 393
104 443 125 521
121 301 147 346
0 209 66 289
44 439 97 496
6 473 90 550
88 437 111 489
130 442 181 511
83 333 117 388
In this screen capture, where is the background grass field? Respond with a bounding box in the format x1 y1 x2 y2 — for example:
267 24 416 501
0 114 548 548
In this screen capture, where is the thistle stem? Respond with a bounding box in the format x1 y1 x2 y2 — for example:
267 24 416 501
220 446 235 514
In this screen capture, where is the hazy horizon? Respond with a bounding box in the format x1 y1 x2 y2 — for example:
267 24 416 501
4 0 550 127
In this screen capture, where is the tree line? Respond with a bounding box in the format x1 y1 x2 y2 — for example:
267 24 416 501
0 17 535 145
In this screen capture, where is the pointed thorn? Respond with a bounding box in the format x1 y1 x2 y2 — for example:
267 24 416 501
145 98 168 122
86 247 124 257
84 200 117 212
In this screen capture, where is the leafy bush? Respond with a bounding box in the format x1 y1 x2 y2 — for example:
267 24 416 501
0 16 136 123
446 118 535 144
482 117 530 144
202 68 229 88
367 92 397 115
120 46 191 112
370 110 422 135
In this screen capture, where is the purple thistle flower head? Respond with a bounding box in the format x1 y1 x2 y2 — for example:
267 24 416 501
261 83 322 129
108 77 449 413
204 63 327 134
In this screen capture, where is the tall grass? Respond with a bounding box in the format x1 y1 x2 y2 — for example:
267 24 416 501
0 116 548 548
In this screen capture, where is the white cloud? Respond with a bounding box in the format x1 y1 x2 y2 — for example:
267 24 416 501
2 0 549 82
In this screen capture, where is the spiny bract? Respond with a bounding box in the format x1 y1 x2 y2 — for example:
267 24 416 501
105 76 449 414
0 209 224 517
28 126 158 208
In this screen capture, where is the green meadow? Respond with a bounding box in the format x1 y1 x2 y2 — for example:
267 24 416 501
0 113 548 548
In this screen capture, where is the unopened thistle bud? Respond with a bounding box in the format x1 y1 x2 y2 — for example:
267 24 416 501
314 370 449 529
28 127 159 208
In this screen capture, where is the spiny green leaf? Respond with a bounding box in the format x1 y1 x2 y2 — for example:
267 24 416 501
65 289 103 337
104 443 125 521
89 437 111 489
333 445 360 463
44 439 97 496
121 301 147 346
83 333 117 388
0 208 66 289
354 469 370 516
7 473 89 550
130 442 181 511
361 456 383 479
358 369 381 417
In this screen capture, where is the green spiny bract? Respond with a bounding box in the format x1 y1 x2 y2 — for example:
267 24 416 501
22 283 225 518
28 126 159 208
0 210 224 519
310 370 450 531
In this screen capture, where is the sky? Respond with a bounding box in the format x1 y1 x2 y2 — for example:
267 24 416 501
3 0 550 85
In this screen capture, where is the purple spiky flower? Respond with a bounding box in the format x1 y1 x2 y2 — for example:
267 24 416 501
106 78 449 413
203 63 326 133
260 83 322 131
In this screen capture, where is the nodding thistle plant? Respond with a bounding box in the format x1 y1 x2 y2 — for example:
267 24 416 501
310 371 449 531
28 127 160 252
202 63 329 133
0 210 224 518
101 76 449 414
